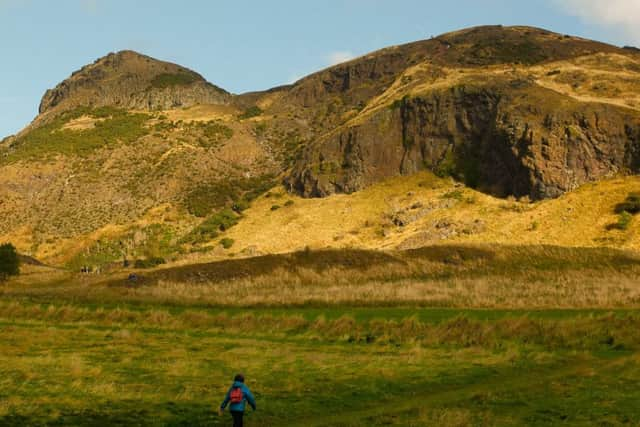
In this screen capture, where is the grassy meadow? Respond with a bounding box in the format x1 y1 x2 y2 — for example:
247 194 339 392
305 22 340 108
2 245 640 426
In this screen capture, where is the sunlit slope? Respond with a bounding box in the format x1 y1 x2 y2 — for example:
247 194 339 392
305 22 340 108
222 173 640 256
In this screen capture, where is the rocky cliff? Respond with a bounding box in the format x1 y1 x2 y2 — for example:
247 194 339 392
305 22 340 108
287 81 640 199
282 26 640 200
38 50 230 119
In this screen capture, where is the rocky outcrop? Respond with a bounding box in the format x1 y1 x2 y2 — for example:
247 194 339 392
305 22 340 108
39 50 230 116
286 80 640 200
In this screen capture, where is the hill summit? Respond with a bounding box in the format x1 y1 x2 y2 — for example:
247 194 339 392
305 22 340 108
38 50 230 119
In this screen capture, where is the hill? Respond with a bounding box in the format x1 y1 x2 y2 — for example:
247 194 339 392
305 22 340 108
1 25 640 267
38 50 229 120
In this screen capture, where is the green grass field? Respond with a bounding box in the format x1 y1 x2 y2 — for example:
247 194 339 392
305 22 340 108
2 245 640 426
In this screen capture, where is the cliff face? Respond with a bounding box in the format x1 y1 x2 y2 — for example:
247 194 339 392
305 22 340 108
39 50 230 117
281 26 640 200
286 80 640 200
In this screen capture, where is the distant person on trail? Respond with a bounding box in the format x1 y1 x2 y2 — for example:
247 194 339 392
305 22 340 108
219 373 256 427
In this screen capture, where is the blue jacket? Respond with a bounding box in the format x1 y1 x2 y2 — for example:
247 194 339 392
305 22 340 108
221 381 256 412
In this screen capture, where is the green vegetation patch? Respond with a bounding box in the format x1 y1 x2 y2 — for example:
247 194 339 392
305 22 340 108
197 121 233 142
134 257 167 269
67 224 178 270
183 175 277 218
608 193 640 231
238 105 263 120
220 237 234 249
1 107 150 163
150 72 199 89
468 39 549 65
181 209 239 245
0 243 19 280
615 192 640 215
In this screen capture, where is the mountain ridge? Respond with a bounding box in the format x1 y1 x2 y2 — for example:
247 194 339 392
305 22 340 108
1 25 640 266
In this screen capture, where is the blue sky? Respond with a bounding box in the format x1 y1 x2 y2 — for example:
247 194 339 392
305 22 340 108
1 0 639 137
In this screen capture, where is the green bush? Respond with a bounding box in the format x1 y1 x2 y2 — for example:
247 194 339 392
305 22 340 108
615 193 640 215
232 200 250 213
238 106 263 120
270 205 281 211
612 211 633 231
184 183 238 218
182 209 239 245
150 72 199 89
284 200 295 207
183 175 277 218
0 243 20 279
134 257 166 269
220 238 235 249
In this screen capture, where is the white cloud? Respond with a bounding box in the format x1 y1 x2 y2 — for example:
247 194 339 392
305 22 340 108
555 0 640 43
327 51 356 66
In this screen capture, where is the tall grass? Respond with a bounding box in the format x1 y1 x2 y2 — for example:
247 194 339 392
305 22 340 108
0 300 637 351
4 245 640 309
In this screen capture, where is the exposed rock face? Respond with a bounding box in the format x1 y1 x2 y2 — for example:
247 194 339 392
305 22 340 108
39 50 230 116
278 26 640 200
287 80 640 200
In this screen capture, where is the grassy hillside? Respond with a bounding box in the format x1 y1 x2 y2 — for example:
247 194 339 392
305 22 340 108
214 172 640 260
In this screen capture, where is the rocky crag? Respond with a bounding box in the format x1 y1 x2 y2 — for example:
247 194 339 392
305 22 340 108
281 26 640 199
38 50 229 120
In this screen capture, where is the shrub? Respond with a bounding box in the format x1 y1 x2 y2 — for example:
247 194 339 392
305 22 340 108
150 72 199 89
183 175 276 218
220 238 235 249
284 200 294 207
0 243 20 279
238 106 263 120
184 183 238 218
612 211 633 231
182 209 239 245
232 200 250 213
615 193 640 215
271 205 281 211
134 257 166 269
193 121 233 147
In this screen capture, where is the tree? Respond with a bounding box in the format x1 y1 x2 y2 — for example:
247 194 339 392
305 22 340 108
0 243 20 279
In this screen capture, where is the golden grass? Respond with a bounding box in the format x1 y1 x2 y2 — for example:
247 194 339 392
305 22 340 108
220 172 640 260
4 244 639 309
134 269 640 309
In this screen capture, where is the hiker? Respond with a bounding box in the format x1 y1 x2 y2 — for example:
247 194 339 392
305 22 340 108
219 373 256 427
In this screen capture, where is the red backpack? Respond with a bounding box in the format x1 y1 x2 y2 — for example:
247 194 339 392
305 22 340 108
230 387 243 404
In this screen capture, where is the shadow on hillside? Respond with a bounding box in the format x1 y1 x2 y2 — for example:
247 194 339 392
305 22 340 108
105 244 640 289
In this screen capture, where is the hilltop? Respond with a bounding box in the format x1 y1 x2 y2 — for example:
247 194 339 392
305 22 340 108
38 50 229 120
1 25 640 267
